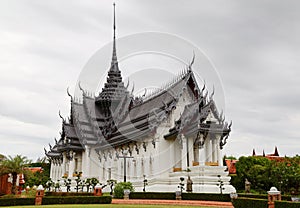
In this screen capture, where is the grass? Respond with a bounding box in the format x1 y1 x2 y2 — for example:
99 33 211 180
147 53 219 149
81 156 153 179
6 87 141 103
2 204 212 208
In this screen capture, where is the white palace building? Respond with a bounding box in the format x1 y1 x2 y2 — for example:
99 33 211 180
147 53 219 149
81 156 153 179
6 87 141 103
45 4 236 193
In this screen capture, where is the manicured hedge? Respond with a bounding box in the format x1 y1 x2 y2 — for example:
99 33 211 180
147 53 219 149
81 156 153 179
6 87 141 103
0 196 111 206
42 196 112 205
232 197 268 208
182 193 231 202
129 192 230 201
130 192 175 200
275 200 300 208
45 192 93 196
0 198 35 206
237 193 291 201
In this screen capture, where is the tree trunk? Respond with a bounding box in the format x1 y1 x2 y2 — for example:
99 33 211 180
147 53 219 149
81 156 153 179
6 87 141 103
12 173 17 195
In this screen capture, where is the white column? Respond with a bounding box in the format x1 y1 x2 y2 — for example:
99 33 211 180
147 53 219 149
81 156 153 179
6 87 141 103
56 163 59 181
188 137 194 168
170 141 175 169
212 139 216 163
205 138 212 163
149 156 153 176
181 135 187 170
133 158 137 180
78 155 82 173
102 160 106 181
214 139 219 163
85 147 91 177
51 163 55 180
62 154 66 177
141 157 145 176
50 161 54 179
198 134 205 166
113 157 118 180
217 137 223 166
193 147 199 164
68 152 75 178
127 159 131 181
57 164 61 179
58 164 61 179
199 147 205 166
53 163 57 181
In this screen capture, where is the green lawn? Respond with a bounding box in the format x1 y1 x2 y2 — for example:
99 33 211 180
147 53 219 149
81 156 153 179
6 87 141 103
3 204 212 208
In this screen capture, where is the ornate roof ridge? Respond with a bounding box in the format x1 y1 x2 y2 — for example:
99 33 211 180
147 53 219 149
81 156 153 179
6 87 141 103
138 67 192 104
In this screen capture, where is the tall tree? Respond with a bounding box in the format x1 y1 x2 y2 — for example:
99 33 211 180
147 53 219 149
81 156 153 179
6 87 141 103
0 155 31 194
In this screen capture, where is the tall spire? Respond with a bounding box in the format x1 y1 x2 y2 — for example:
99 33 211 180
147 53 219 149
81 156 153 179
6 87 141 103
96 3 128 103
110 2 119 71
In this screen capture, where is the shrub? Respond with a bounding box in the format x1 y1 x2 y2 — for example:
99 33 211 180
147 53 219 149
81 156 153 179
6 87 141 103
232 197 268 208
42 196 112 205
0 198 35 206
113 182 134 199
129 192 230 201
237 193 291 201
275 200 300 208
45 192 93 196
130 192 175 200
182 193 231 202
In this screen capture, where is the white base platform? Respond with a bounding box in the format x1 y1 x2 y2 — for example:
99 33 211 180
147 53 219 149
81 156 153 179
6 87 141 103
130 166 236 194
59 165 236 194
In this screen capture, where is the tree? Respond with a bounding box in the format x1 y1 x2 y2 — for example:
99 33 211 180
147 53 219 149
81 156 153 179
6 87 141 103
235 155 300 194
235 156 272 193
114 182 134 198
23 162 50 188
0 154 6 162
0 155 31 194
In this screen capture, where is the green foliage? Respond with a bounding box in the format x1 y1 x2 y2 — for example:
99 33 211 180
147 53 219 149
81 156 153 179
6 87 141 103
128 192 230 201
0 154 6 162
113 182 134 198
182 193 231 202
45 179 55 191
0 198 35 206
232 197 268 208
54 180 61 192
0 155 31 175
225 155 237 160
230 174 244 191
236 156 272 193
0 195 111 205
84 177 99 192
22 162 51 189
45 192 93 196
42 196 112 205
269 157 300 194
237 193 291 201
64 178 72 192
20 189 37 198
129 192 175 200
74 173 84 192
235 156 300 194
275 200 300 208
0 155 31 194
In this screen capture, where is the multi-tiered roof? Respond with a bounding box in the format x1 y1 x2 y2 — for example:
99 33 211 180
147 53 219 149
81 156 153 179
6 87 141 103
45 4 231 160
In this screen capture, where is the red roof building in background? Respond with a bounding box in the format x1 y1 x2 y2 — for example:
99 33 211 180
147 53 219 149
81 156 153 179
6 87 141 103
225 159 238 174
0 167 43 195
252 146 285 162
225 147 284 175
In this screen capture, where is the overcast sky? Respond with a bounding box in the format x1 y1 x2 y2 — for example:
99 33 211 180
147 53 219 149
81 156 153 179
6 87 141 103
0 0 299 161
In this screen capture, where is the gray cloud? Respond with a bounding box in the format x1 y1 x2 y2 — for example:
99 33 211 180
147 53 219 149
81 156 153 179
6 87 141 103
0 0 299 160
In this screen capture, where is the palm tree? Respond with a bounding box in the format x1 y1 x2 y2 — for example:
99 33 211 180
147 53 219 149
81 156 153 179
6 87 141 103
0 154 6 161
0 155 31 194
